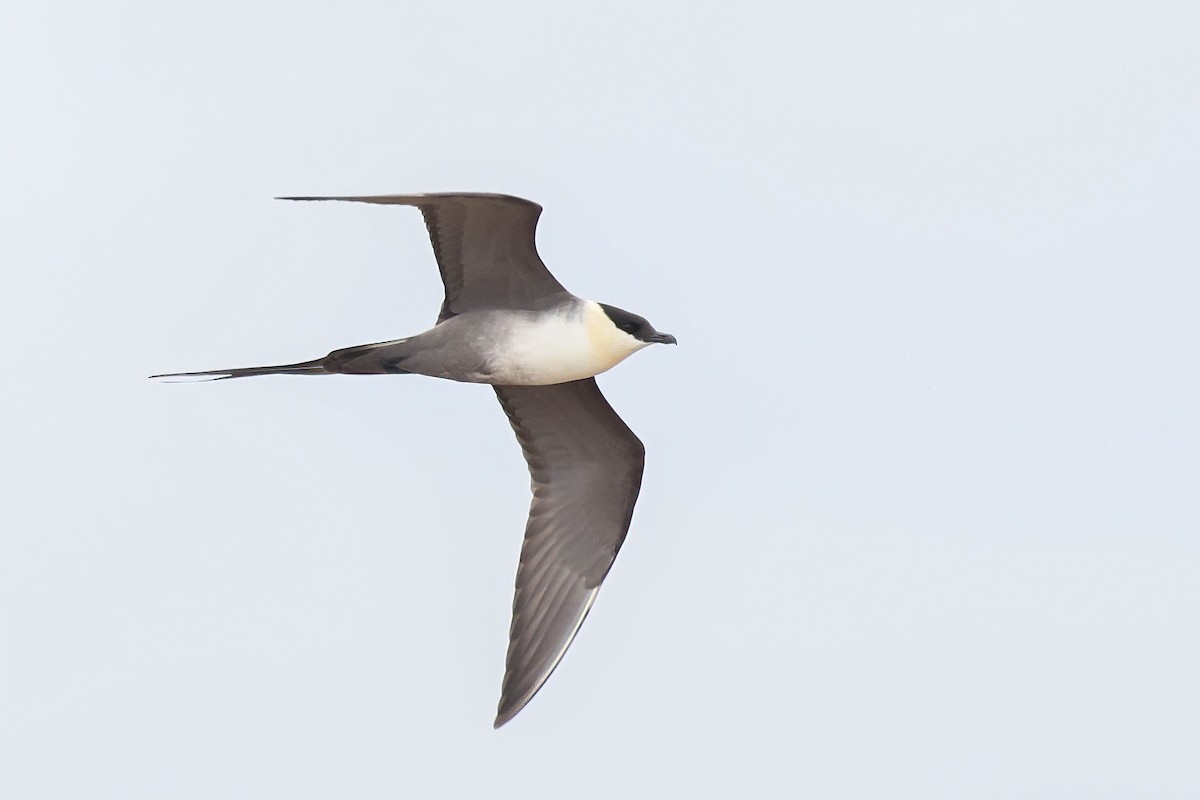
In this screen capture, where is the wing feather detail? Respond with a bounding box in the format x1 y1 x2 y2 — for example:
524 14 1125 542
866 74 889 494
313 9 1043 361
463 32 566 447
492 379 645 727
277 193 570 320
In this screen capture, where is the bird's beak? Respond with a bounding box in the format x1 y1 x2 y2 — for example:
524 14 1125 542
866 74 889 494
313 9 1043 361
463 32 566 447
646 332 677 345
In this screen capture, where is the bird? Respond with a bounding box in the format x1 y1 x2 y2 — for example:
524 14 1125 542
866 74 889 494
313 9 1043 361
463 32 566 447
153 193 676 727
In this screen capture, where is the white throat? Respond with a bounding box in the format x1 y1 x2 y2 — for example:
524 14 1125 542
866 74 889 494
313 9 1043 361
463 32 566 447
492 300 648 385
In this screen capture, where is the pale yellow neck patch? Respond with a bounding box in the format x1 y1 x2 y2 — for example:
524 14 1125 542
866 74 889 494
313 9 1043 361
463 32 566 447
490 301 648 385
582 300 649 370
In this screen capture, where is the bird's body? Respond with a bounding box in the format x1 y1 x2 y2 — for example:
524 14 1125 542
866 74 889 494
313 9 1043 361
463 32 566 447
154 193 674 727
308 299 655 385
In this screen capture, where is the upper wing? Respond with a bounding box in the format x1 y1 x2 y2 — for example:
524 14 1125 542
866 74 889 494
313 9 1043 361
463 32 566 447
278 193 570 321
492 378 646 727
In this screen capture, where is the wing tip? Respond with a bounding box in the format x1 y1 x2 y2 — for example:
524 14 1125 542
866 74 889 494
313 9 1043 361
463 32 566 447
491 586 601 729
493 683 535 730
493 706 519 729
148 371 232 382
273 193 541 210
273 195 416 205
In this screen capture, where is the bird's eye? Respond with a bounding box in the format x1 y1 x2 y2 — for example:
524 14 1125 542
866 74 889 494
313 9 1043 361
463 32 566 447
620 322 639 335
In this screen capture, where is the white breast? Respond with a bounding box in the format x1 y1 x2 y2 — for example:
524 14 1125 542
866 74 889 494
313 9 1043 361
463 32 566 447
491 301 648 385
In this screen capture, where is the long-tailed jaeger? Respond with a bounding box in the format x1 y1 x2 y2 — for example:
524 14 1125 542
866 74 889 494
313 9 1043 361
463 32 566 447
154 193 676 727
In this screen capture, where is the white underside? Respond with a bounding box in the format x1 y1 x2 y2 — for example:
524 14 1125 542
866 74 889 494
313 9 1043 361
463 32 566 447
489 301 648 385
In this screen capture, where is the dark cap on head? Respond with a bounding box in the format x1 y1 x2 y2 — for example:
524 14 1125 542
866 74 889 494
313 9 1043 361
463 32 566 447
599 303 676 345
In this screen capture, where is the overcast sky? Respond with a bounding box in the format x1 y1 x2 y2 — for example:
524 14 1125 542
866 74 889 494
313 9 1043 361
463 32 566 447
2 1 1198 797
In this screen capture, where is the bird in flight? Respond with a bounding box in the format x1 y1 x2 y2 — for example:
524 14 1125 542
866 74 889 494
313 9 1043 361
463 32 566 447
154 193 676 727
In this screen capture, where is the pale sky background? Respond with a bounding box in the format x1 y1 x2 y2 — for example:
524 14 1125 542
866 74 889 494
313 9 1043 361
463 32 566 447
2 1 1198 797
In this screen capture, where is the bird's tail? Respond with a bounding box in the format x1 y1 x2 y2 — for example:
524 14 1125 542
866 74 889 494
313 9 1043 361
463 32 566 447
150 358 330 382
150 338 413 382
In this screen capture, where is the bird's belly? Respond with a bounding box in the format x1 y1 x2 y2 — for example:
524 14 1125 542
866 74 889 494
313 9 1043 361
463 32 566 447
490 314 630 385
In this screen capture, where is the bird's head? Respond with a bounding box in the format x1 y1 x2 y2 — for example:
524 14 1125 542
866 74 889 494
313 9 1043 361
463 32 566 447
598 303 677 347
